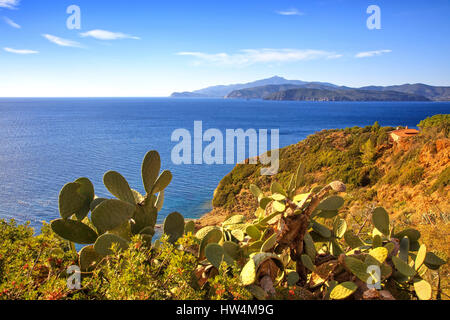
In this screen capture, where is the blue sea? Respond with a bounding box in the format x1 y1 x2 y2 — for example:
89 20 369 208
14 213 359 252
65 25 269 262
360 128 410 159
0 98 449 231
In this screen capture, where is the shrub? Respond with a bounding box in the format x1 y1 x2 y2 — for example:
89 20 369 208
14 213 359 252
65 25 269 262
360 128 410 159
430 166 450 193
398 163 425 186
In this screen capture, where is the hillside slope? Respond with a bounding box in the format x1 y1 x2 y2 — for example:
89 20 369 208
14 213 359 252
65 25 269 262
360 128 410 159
264 88 429 101
360 84 450 101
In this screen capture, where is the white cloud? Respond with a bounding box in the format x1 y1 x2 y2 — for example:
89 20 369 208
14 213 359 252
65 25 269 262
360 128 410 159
4 47 38 54
80 29 140 40
42 34 82 48
276 8 304 16
355 49 392 58
177 48 341 66
3 16 20 28
0 0 19 9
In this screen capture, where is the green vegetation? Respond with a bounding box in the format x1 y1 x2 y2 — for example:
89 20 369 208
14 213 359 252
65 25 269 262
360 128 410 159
265 88 430 102
430 167 450 193
214 123 394 209
1 154 447 300
418 114 449 136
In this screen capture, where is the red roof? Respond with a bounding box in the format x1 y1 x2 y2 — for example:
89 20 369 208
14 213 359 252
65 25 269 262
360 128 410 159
391 128 419 138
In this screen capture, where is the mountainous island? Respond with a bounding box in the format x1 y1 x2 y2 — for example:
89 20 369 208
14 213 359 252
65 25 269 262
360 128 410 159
171 76 450 101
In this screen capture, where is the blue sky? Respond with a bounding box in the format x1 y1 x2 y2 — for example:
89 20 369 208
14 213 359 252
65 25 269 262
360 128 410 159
0 0 449 97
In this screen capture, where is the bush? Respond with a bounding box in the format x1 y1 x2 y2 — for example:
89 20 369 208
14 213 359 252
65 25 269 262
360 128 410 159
418 114 449 137
430 166 450 193
398 163 425 186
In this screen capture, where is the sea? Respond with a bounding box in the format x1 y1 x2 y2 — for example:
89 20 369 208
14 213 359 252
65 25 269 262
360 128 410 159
0 98 448 231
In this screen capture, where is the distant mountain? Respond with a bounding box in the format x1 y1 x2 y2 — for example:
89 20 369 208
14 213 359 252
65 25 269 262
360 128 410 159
170 76 337 98
359 84 450 101
264 88 430 102
225 84 304 99
171 76 450 101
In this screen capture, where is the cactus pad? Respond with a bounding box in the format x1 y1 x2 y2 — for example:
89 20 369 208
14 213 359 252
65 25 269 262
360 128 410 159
246 225 261 240
151 170 172 194
301 254 315 272
94 233 129 256
286 271 300 286
51 219 98 244
344 256 369 282
91 199 135 234
413 278 432 300
415 244 426 271
344 230 364 249
392 256 416 277
330 281 357 300
103 171 135 205
394 228 421 242
372 207 390 236
317 196 344 211
205 243 224 269
142 150 161 194
163 211 185 243
79 245 103 272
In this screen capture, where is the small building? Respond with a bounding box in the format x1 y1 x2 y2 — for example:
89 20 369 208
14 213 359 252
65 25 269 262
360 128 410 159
390 126 420 143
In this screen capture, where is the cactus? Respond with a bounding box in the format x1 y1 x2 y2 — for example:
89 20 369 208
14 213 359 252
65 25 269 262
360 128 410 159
58 180 93 220
51 150 177 267
414 244 426 271
392 256 416 277
333 218 347 239
400 237 411 263
244 169 446 300
413 278 432 300
151 170 173 194
184 220 196 235
286 271 300 286
303 232 317 260
222 215 246 226
205 243 224 269
79 245 103 272
372 207 390 236
317 196 344 211
240 253 284 286
300 254 315 272
261 233 277 252
246 225 261 240
103 171 135 205
197 227 223 260
368 247 389 265
424 252 446 270
94 233 130 256
312 221 332 239
91 199 135 235
330 282 358 300
142 150 161 193
344 230 364 249
222 241 241 261
50 219 98 244
163 212 185 244
344 256 369 282
394 228 421 242
49 154 447 300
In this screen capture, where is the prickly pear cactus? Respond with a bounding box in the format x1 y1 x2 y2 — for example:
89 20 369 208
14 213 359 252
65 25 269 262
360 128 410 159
51 150 179 270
